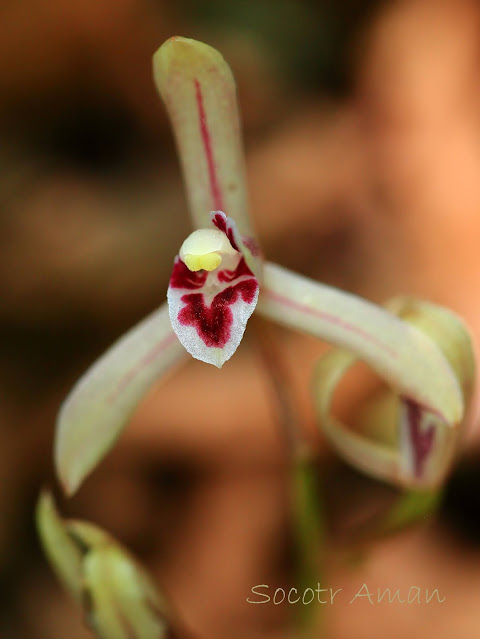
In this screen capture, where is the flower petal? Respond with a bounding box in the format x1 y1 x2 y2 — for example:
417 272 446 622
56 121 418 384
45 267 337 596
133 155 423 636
153 37 256 240
312 296 475 488
55 304 186 495
167 253 259 368
257 262 463 423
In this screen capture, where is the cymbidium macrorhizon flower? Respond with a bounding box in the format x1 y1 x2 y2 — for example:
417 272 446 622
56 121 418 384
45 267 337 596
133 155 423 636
55 36 476 500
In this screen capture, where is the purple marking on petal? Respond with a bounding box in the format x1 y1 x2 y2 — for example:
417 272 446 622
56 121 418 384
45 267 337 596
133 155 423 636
212 212 239 250
169 258 208 290
107 332 178 405
404 398 436 477
179 279 258 347
217 257 253 283
194 79 224 211
263 289 399 358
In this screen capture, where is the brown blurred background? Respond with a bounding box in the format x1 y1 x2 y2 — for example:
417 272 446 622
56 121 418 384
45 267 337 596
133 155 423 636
3 0 480 637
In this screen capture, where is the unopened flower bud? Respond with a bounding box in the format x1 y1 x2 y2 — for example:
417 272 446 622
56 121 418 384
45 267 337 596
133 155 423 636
36 491 170 639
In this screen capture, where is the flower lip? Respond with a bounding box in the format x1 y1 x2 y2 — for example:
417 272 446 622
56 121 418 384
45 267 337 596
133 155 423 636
167 211 259 367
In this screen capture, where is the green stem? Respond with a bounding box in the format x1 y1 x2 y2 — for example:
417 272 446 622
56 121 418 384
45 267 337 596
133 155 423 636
252 318 325 637
292 457 326 636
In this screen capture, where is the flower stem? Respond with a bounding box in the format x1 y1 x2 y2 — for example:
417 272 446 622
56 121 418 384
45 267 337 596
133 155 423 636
251 317 325 637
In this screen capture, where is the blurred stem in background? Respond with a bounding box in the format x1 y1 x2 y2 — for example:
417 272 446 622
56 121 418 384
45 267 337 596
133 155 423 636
292 459 325 635
253 316 325 636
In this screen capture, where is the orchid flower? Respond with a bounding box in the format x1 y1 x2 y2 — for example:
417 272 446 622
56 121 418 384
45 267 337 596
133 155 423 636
55 36 476 499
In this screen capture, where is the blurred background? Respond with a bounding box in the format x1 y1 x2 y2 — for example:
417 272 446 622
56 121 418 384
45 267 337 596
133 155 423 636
3 0 480 637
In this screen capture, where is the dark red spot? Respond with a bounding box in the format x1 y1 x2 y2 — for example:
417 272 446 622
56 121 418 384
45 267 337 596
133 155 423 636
212 213 239 250
212 212 227 232
404 398 436 478
179 279 258 347
194 79 224 210
218 257 254 283
169 259 207 289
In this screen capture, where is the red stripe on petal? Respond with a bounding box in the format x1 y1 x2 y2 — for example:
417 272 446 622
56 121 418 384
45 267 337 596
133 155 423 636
404 398 436 478
194 79 224 211
212 211 239 250
218 257 254 283
107 331 178 404
179 279 258 347
169 258 208 289
263 289 399 358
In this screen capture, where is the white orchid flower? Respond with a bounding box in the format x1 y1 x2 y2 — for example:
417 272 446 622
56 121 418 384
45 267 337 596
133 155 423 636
55 36 476 497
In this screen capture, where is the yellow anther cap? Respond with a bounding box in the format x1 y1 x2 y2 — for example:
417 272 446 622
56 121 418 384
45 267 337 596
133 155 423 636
184 253 222 272
180 228 236 272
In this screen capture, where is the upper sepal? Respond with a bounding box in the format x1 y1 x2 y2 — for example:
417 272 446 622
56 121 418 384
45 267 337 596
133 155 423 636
153 37 254 238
